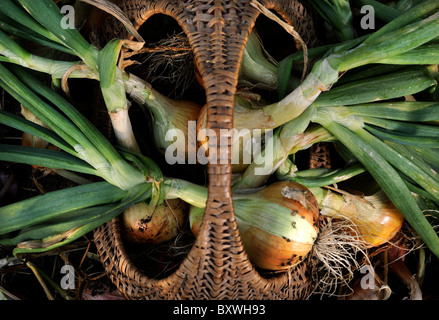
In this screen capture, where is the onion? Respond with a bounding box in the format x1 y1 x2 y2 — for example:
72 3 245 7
312 188 404 247
189 181 319 270
121 199 188 244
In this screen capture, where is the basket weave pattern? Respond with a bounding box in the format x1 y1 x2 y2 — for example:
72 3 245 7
94 0 317 300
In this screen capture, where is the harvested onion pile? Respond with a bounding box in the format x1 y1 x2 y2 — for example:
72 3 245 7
0 0 438 301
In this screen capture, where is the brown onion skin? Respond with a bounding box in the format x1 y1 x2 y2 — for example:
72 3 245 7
239 225 313 270
259 181 320 232
190 181 320 270
349 198 404 247
122 199 188 244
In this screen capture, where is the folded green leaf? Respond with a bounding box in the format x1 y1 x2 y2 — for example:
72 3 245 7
278 163 366 188
10 181 152 254
343 101 439 122
365 124 439 148
0 111 74 154
314 67 437 107
0 181 128 235
0 144 97 175
98 38 126 113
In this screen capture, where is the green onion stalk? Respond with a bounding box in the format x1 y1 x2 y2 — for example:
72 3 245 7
232 65 438 189
238 31 295 90
308 0 355 42
97 38 143 154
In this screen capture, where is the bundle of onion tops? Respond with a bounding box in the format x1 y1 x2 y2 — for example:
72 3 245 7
0 0 438 293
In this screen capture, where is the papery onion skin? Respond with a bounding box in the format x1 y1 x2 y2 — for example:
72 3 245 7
319 189 405 247
122 199 188 244
238 223 313 270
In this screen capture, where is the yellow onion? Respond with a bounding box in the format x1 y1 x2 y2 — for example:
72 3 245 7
121 199 188 244
312 188 404 247
123 74 202 163
190 181 319 270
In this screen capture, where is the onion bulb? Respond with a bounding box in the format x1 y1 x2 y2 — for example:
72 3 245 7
123 74 202 163
312 188 404 247
121 199 188 244
189 181 319 270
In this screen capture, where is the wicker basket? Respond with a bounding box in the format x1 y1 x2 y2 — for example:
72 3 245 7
93 0 320 300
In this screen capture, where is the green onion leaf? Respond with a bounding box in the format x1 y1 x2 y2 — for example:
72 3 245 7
0 110 74 154
0 182 128 235
0 144 97 176
314 67 437 107
16 0 99 69
365 124 439 148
